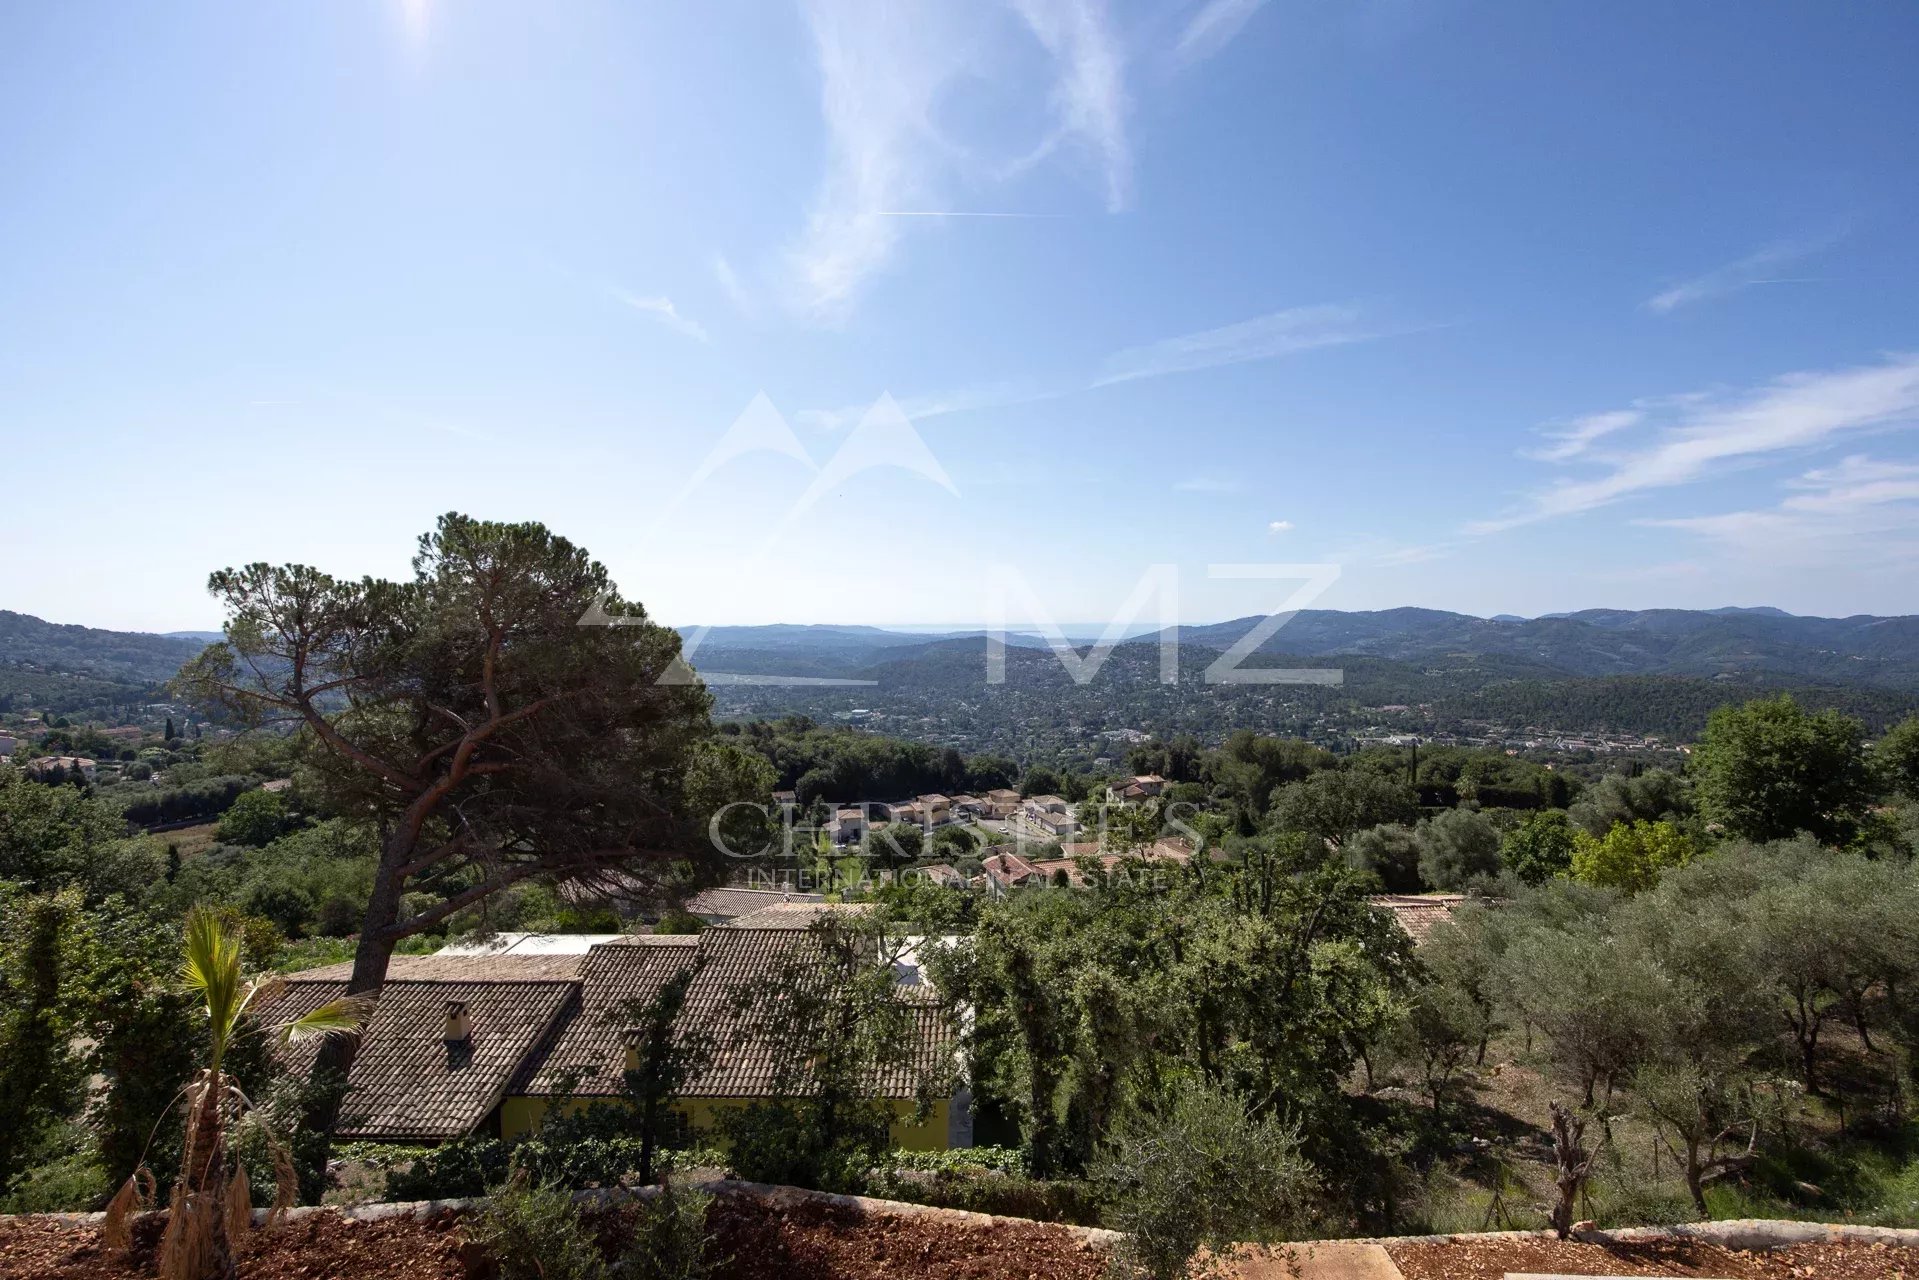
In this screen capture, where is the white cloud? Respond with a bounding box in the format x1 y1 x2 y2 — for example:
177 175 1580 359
787 0 1130 319
1524 409 1642 462
1173 0 1268 66
1009 0 1132 212
1645 233 1840 314
613 291 709 343
1267 519 1294 534
1093 304 1378 386
1467 353 1919 535
1646 454 1919 552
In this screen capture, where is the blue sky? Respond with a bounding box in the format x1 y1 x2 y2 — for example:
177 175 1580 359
3 1 1917 631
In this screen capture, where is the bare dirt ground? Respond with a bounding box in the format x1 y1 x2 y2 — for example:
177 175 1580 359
0 1197 1109 1280
1387 1234 1919 1279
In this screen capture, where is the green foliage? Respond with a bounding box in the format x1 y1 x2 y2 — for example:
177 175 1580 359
710 1100 887 1192
935 839 1415 1181
884 1144 1026 1176
1568 768 1691 837
1570 819 1694 892
864 1161 1102 1225
1501 808 1577 885
117 774 254 829
177 512 720 964
0 889 90 1194
1877 714 1919 801
720 716 1007 807
1693 695 1872 845
682 740 777 860
1414 807 1503 891
623 1183 719 1280
872 874 978 932
0 1139 111 1214
1093 1078 1315 1280
215 788 288 847
0 771 159 901
1389 983 1489 1112
1344 823 1421 893
1267 769 1417 848
469 1177 607 1280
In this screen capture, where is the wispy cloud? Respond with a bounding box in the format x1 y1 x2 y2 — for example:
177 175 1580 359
1093 304 1379 386
1468 353 1919 534
802 302 1388 432
712 255 752 316
613 291 709 342
1010 0 1132 212
1644 454 1919 567
1523 409 1643 462
876 209 1069 219
1267 518 1294 534
1645 232 1841 314
787 0 1129 319
1373 541 1451 566
1173 0 1268 66
1173 476 1245 493
795 383 1052 433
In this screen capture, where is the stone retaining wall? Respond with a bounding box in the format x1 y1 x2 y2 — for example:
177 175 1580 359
7 1178 1126 1249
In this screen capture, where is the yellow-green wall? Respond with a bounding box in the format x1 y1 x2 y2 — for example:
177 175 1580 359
499 1094 952 1152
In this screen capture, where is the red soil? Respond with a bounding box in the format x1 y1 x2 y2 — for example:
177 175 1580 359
0 1198 1108 1280
1388 1233 1919 1279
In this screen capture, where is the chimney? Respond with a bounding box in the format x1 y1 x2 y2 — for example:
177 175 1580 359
444 999 472 1044
623 1028 642 1073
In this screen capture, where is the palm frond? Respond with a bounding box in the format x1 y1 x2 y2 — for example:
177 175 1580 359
181 908 246 1057
102 1167 156 1253
157 1184 223 1280
266 1132 299 1228
278 995 373 1044
225 1163 253 1241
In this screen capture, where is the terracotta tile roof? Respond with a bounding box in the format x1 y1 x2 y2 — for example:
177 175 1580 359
685 887 825 920
515 938 703 1097
981 851 1041 888
1367 894 1468 944
518 927 951 1101
683 928 948 1100
269 978 575 1141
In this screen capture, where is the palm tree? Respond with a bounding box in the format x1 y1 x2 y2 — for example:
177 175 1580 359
104 909 368 1280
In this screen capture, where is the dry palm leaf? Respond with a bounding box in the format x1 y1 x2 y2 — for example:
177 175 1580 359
102 1165 158 1253
225 1163 253 1241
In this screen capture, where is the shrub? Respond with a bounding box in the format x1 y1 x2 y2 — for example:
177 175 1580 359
0 1148 111 1213
865 1166 1103 1225
621 1183 720 1280
885 1145 1026 1176
468 1177 605 1280
714 1100 888 1194
382 1137 514 1200
1093 1079 1316 1280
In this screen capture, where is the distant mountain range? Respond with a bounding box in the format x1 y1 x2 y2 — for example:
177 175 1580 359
0 611 211 684
6 607 1919 745
679 607 1919 692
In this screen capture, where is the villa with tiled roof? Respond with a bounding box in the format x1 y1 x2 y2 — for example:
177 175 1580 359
268 918 963 1150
